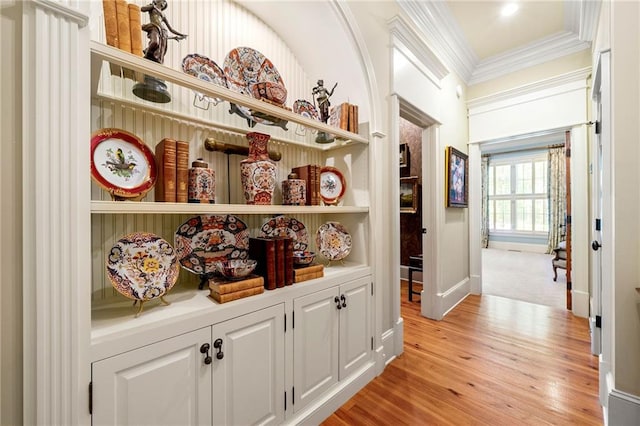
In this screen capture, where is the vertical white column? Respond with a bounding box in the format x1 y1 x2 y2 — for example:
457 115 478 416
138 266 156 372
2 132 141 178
22 1 91 424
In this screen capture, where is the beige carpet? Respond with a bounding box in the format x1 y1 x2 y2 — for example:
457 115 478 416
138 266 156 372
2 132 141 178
482 248 566 309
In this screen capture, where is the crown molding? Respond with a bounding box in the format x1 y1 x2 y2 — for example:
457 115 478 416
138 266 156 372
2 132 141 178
469 31 591 85
398 1 476 82
32 0 89 27
467 66 591 110
387 15 449 84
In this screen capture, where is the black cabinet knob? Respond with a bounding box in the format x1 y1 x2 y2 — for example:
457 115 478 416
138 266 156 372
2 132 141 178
334 296 342 310
213 338 224 360
200 343 212 365
592 240 601 251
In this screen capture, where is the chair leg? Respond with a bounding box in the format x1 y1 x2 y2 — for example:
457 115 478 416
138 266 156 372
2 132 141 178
553 266 557 282
408 268 413 301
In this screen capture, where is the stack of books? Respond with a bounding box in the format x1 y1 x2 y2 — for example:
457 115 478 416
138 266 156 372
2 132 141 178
102 0 143 78
155 138 190 203
249 237 294 290
291 164 321 206
328 102 359 134
294 264 324 283
208 275 264 304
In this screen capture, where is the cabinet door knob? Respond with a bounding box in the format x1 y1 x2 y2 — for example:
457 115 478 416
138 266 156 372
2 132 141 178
213 338 224 360
340 294 347 308
200 343 212 365
334 296 342 310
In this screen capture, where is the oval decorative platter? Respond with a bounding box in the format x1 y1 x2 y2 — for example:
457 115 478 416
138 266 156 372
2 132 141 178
319 166 346 205
91 128 157 200
258 215 309 251
292 99 320 121
106 232 180 301
316 221 352 261
174 214 250 275
181 53 228 105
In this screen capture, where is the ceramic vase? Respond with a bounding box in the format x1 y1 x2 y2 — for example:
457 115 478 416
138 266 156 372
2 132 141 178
240 132 277 205
282 172 306 205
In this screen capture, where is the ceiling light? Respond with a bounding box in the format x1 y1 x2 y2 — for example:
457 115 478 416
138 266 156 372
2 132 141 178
501 2 519 17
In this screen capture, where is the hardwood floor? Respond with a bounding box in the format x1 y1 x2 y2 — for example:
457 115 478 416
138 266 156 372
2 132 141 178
322 281 602 425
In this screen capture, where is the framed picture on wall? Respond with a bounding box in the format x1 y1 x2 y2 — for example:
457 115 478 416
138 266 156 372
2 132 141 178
400 176 418 213
399 143 409 168
445 146 468 208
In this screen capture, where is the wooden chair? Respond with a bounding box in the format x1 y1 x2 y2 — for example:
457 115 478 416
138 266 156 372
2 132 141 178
408 254 423 301
552 241 567 281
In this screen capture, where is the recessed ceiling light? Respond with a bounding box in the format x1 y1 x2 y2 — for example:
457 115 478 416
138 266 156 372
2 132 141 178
501 2 519 17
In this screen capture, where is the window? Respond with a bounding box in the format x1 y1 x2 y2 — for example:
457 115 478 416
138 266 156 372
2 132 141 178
488 152 548 234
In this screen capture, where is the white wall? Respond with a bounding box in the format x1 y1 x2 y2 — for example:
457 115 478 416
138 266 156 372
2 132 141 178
0 1 23 424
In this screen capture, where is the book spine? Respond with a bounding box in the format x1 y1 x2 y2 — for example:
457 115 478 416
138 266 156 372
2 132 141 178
340 102 349 130
210 286 264 303
313 165 321 206
155 138 177 202
294 264 324 275
115 0 131 53
354 104 359 134
275 238 285 288
294 271 324 283
176 141 190 203
348 104 355 133
103 0 119 48
128 4 143 56
102 0 121 76
208 276 264 295
249 238 277 290
284 238 294 286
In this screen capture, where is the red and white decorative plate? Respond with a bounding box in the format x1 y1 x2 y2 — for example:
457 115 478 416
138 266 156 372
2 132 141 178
91 128 157 200
316 221 352 261
258 215 309 251
106 232 180 301
174 215 250 275
319 166 346 205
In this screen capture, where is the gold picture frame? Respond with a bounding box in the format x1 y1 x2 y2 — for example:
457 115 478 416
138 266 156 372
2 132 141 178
400 176 418 214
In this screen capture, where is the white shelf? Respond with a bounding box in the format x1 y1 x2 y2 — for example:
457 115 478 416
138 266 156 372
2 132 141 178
90 200 369 214
90 41 368 149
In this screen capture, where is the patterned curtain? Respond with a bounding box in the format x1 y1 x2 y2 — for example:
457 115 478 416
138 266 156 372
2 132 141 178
481 155 490 248
547 147 566 253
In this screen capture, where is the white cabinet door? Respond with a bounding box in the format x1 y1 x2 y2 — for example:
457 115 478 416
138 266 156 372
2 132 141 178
92 327 212 426
339 277 372 379
212 304 285 426
293 287 340 412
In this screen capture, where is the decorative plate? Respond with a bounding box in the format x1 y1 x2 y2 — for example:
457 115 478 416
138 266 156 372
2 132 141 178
223 47 288 128
106 232 180 301
174 215 250 275
91 128 157 200
181 53 228 104
293 99 320 121
316 222 352 261
258 215 309 251
320 166 346 205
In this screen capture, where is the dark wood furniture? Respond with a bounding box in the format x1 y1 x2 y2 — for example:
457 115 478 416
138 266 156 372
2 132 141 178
408 254 423 301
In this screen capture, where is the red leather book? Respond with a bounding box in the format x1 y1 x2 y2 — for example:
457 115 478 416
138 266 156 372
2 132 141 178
312 165 322 206
176 140 189 203
249 237 277 290
283 237 294 286
155 138 177 202
274 238 285 288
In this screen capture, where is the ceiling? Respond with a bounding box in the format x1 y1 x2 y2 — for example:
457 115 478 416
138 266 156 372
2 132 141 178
400 0 601 85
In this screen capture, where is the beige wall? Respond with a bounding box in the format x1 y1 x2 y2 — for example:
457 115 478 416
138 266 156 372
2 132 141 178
0 1 23 425
610 0 640 398
467 50 592 100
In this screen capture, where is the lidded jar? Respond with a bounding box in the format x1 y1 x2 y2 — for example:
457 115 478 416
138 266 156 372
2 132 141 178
282 172 306 206
188 158 215 203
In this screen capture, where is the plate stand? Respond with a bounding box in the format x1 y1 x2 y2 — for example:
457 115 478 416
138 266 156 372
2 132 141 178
132 296 171 318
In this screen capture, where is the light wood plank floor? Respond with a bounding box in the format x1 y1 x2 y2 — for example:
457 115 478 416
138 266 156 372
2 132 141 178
322 281 602 425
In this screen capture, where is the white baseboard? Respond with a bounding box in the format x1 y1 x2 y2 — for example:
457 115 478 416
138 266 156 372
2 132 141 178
487 241 548 253
608 389 640 426
572 289 589 318
430 277 470 320
380 328 397 372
